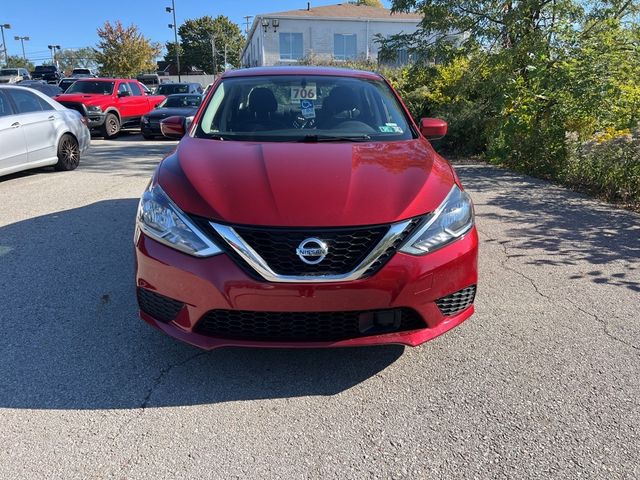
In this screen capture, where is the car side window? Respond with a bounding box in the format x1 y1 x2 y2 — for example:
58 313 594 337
0 90 14 117
37 97 54 111
128 82 142 96
7 89 44 114
118 83 130 96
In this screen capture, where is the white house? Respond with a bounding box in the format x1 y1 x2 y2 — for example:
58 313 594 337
241 3 422 67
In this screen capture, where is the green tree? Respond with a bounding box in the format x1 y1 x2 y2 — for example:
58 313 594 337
4 55 33 70
384 0 640 176
355 0 384 6
56 48 98 75
95 21 161 77
177 15 244 74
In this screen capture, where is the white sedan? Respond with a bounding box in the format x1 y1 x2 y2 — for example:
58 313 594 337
0 85 90 177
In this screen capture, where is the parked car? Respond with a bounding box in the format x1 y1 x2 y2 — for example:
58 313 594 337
141 94 202 139
136 73 161 93
70 68 95 78
0 85 90 177
135 66 478 350
17 80 63 97
156 82 203 95
0 67 30 84
55 78 165 138
30 65 62 84
57 78 77 93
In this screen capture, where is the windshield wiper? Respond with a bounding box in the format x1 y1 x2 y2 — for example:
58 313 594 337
297 134 372 143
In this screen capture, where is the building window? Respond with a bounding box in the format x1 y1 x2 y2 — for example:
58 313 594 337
279 33 303 60
334 34 357 60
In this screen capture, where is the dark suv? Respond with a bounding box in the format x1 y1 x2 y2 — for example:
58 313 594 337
156 82 203 95
31 65 62 84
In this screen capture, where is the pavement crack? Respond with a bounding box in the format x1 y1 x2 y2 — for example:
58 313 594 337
110 350 209 445
478 227 639 354
140 350 209 409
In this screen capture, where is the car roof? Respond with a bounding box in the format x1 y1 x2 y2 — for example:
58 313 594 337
222 66 383 80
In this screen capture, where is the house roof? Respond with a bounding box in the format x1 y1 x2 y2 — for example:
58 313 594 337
264 3 422 20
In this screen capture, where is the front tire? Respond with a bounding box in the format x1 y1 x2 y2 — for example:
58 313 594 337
54 134 80 171
101 113 120 139
142 131 155 140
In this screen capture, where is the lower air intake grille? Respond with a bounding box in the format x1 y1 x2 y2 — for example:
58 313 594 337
435 285 476 316
194 308 425 342
137 288 184 323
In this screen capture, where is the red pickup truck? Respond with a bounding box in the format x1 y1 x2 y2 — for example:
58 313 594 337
55 78 165 139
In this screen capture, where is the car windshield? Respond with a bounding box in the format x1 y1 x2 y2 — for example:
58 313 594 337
0 69 19 75
35 66 56 71
157 84 191 95
196 75 416 142
66 81 115 95
161 94 202 108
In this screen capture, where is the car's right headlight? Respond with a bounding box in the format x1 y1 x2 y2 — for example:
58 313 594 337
136 184 222 257
400 185 474 255
86 105 102 113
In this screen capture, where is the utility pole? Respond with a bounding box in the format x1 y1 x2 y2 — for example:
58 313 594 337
0 23 11 67
243 16 253 35
14 35 29 60
166 0 181 81
210 36 216 75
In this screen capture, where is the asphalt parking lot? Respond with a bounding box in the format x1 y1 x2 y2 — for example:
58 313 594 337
0 135 638 479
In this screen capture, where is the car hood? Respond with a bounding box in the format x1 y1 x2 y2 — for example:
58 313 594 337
54 93 112 106
158 137 456 227
147 107 197 119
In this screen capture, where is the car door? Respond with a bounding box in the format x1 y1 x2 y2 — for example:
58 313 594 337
0 89 28 174
6 88 59 164
126 81 148 119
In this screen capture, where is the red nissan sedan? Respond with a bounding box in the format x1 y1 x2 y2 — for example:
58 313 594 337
134 67 478 350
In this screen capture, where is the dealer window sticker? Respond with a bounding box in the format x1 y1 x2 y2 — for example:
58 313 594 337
291 84 316 104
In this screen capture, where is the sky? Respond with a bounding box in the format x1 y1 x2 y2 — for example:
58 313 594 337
0 0 391 65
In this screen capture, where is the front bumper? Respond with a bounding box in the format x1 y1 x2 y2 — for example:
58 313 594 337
86 112 106 129
134 227 478 350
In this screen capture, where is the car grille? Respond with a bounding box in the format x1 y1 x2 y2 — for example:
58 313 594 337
231 224 386 276
137 288 184 323
58 101 87 116
435 285 476 316
194 308 425 341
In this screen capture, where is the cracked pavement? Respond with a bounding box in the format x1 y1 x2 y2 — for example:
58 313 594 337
0 137 638 479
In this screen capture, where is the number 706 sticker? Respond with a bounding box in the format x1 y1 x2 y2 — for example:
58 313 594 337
291 85 316 103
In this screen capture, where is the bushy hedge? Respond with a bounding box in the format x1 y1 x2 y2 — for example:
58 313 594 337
563 130 640 207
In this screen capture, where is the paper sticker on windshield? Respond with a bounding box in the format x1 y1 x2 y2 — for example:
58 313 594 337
379 124 403 133
300 99 316 119
291 84 316 103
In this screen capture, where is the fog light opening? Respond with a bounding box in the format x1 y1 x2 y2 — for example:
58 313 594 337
358 310 402 334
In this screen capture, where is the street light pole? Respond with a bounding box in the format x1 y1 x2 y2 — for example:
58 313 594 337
14 36 29 60
166 0 181 81
47 44 61 67
0 24 11 67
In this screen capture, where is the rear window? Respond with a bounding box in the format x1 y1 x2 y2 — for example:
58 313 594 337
196 74 416 142
162 95 202 108
0 69 19 76
157 84 191 95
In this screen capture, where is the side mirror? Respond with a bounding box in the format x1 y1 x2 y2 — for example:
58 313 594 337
420 118 448 140
117 90 131 98
160 116 186 139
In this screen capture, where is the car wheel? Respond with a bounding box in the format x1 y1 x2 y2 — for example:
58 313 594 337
54 134 80 171
142 132 155 140
101 113 120 139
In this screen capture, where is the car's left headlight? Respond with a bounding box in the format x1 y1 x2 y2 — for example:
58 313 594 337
136 184 222 257
400 185 474 255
